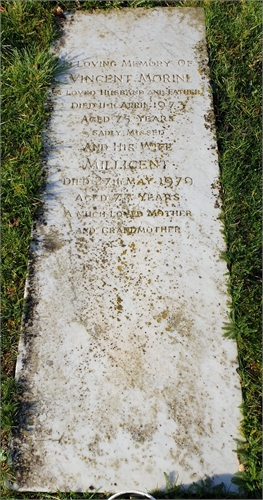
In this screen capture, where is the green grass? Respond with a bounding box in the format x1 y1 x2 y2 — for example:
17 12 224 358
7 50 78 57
205 2 262 496
1 0 262 498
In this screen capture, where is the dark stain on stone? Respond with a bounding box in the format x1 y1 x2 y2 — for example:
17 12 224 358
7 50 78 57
43 234 63 252
193 38 210 79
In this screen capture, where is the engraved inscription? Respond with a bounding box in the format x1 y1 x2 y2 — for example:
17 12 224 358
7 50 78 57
73 58 193 68
69 73 190 84
73 209 191 218
56 88 203 97
138 73 190 83
61 47 198 235
80 158 167 170
61 176 193 187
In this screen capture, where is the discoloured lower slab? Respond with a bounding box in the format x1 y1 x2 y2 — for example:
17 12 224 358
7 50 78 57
12 8 242 492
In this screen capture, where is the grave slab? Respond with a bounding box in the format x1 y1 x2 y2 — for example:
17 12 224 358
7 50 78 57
13 7 242 493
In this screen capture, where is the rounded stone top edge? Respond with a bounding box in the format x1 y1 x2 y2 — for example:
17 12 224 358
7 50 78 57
66 6 204 16
61 7 205 37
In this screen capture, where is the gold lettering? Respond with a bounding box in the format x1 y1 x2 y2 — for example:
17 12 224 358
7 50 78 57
138 193 179 202
71 102 96 109
139 73 190 83
81 115 110 124
147 209 164 217
82 143 108 153
79 74 132 83
141 142 173 152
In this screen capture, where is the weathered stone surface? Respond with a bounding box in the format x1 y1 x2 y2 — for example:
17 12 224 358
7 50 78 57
13 8 242 492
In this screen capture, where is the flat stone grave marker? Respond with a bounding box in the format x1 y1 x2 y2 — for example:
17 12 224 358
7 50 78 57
13 7 242 493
